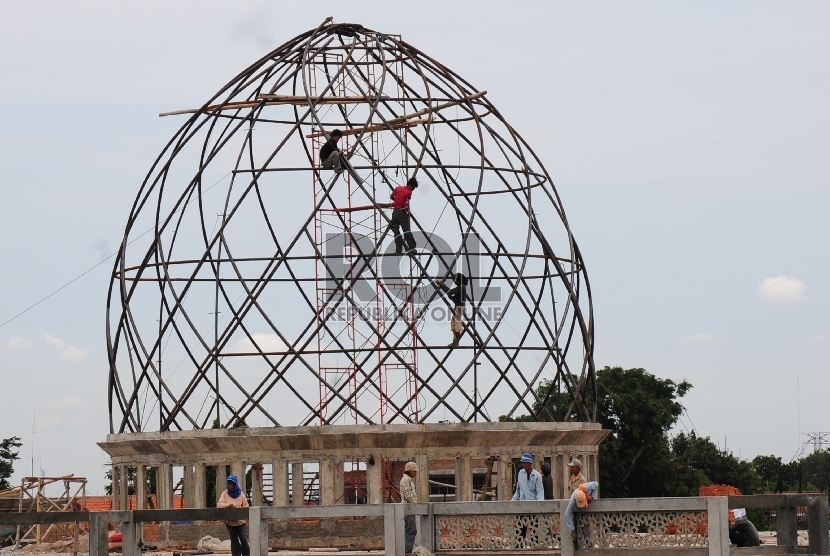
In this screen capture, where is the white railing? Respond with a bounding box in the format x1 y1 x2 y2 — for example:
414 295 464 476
1 494 827 556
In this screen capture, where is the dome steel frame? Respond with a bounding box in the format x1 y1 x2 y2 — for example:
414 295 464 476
106 19 596 434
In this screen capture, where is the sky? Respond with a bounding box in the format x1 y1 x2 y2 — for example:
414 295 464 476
0 1 828 493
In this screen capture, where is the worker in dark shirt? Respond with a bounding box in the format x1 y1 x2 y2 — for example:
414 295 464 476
438 273 468 347
390 177 418 255
729 509 760 547
540 462 554 500
320 129 344 173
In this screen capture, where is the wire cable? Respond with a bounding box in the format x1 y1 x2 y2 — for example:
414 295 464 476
0 171 232 331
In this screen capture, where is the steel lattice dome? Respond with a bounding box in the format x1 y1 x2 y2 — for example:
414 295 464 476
107 20 596 434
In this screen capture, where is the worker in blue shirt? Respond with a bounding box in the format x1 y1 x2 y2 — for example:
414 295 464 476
512 453 545 501
564 480 599 544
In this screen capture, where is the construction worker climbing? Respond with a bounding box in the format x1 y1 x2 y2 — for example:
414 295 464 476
319 129 345 174
319 129 366 185
438 272 468 348
390 177 418 255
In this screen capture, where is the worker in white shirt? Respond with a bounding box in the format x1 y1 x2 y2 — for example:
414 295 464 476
399 461 419 554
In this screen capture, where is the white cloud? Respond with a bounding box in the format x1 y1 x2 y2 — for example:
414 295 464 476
228 333 288 354
37 415 64 428
683 333 721 344
6 336 32 350
758 276 806 303
44 333 88 361
47 396 86 412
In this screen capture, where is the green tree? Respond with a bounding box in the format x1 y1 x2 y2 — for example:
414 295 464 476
0 437 22 490
502 366 692 497
104 465 137 496
751 455 801 492
799 450 830 492
594 367 691 497
671 432 760 495
752 455 785 492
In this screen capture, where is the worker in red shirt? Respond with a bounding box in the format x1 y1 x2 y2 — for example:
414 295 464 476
390 177 418 255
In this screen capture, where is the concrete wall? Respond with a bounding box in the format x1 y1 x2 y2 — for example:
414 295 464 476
100 422 608 508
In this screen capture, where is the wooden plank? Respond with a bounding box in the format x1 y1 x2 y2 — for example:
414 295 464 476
305 91 487 138
133 507 248 522
0 511 89 526
728 495 788 509
258 94 390 105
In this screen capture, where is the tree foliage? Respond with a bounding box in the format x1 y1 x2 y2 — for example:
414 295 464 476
503 366 771 497
594 367 691 497
753 450 830 493
0 436 22 491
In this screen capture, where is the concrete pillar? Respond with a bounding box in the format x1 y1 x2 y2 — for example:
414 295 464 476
231 461 246 491
455 456 472 501
497 455 513 500
121 512 139 556
135 465 147 510
333 460 344 505
183 464 195 508
776 503 797 553
415 455 429 503
193 463 206 509
158 463 173 510
111 465 123 510
558 503 574 556
320 458 335 506
705 496 729 556
215 464 228 505
248 506 268 556
562 455 572 499
272 460 289 506
384 503 405 556
807 494 829 556
367 459 383 504
251 463 263 506
555 454 565 499
291 461 304 506
88 512 109 556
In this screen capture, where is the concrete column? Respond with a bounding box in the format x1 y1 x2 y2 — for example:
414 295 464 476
562 455 571 499
807 494 829 556
455 456 473 501
248 506 268 556
320 458 335 506
193 463 206 509
183 464 195 508
135 465 147 510
705 496 729 556
215 464 228 505
554 455 565 499
231 461 246 490
418 504 435 552
497 455 513 500
121 512 140 556
776 503 797 553
272 460 289 506
558 503 574 556
88 512 109 556
367 459 383 504
291 461 304 506
333 460 345 505
383 503 405 556
251 463 263 506
111 465 123 510
158 463 173 510
415 455 429 503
